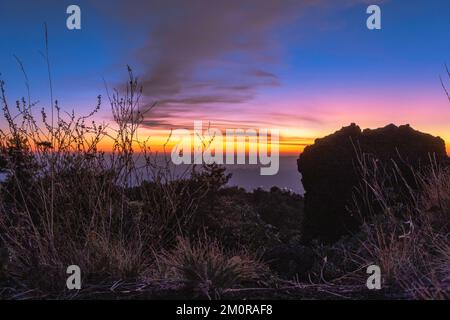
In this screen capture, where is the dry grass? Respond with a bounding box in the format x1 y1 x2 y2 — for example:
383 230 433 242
347 152 450 299
0 64 221 296
155 236 270 299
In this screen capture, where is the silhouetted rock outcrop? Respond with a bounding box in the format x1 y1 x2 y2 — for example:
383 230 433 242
297 123 447 243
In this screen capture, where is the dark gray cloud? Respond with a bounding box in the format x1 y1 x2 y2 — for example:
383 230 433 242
103 0 368 129
123 0 309 98
102 0 322 125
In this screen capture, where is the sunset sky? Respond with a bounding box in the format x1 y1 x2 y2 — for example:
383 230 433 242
1 0 450 155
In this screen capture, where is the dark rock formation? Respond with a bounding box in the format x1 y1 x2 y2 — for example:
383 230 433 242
262 245 315 279
297 123 447 243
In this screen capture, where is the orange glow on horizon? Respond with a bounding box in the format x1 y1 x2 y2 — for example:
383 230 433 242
92 128 312 156
95 129 450 156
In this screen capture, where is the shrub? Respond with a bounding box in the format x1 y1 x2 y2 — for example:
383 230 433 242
156 237 269 298
196 189 282 251
252 187 303 243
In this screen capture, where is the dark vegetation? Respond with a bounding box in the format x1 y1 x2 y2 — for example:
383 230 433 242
0 58 450 299
0 67 304 299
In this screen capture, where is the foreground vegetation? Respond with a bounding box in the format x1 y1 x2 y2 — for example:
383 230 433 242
0 68 449 299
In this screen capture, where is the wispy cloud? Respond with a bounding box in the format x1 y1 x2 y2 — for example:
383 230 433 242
103 0 321 125
104 0 369 130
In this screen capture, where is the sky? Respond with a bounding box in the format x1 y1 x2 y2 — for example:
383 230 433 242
1 0 450 155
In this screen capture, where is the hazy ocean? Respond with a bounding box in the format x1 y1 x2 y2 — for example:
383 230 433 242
0 156 305 195
224 156 304 195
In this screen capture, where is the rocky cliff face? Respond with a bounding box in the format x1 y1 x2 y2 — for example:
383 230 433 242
297 123 447 243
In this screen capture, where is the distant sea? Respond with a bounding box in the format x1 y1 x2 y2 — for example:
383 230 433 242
224 156 304 195
0 156 305 195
